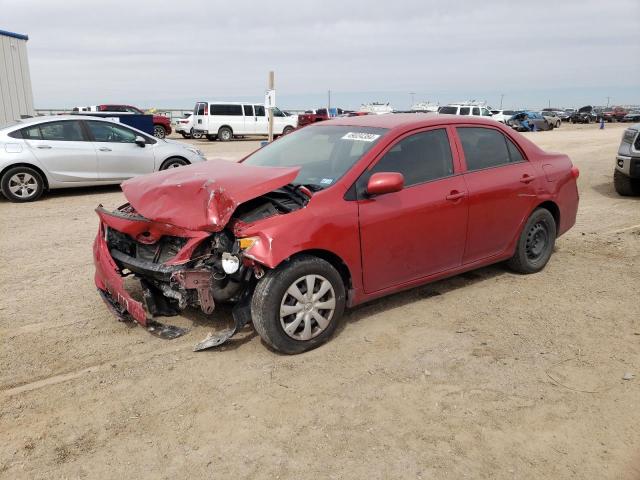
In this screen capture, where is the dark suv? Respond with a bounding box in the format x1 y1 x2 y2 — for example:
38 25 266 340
614 124 640 196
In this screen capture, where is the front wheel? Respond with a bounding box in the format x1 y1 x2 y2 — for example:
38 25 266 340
160 157 188 170
507 208 557 274
218 127 232 142
282 126 295 135
1 166 45 202
251 255 346 354
153 125 166 139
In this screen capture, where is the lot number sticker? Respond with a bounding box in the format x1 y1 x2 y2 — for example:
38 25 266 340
341 132 380 142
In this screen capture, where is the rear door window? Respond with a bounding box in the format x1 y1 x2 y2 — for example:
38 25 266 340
38 121 85 141
457 127 525 171
195 103 206 115
243 105 254 116
86 121 138 143
438 106 457 114
472 107 480 116
459 107 470 115
254 105 266 117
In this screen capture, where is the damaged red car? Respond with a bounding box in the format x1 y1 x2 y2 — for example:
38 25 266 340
93 114 579 354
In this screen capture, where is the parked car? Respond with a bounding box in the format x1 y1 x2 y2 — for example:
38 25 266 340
93 114 579 353
602 106 628 122
614 124 640 196
490 110 517 124
192 102 297 141
73 105 173 139
438 104 493 117
0 115 206 202
622 111 640 122
175 113 195 138
508 111 554 131
297 108 349 128
539 111 562 128
569 106 600 124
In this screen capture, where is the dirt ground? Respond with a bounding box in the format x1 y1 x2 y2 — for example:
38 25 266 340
1 122 638 479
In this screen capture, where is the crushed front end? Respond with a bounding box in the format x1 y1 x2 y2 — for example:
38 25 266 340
93 203 258 346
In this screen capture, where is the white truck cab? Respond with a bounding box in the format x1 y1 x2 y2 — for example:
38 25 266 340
192 101 297 141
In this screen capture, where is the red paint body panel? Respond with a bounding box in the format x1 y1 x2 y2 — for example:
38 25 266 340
120 159 300 232
93 224 148 325
94 114 579 321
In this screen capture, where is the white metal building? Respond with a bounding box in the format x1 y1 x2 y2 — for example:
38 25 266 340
0 29 35 126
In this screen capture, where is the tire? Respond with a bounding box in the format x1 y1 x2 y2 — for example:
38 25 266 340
160 157 189 170
282 126 294 135
614 169 640 196
251 255 346 354
153 125 166 139
1 166 45 202
507 208 557 274
218 127 232 142
180 132 190 139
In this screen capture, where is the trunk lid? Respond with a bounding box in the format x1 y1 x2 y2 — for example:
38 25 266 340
121 158 300 231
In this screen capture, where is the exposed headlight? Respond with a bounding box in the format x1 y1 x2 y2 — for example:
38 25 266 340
221 252 240 274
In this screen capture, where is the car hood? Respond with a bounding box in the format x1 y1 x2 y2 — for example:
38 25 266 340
121 159 300 231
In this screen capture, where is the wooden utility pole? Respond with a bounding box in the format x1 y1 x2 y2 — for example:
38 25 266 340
268 71 274 143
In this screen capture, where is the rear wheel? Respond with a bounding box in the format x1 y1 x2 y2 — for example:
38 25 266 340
160 157 188 170
153 125 166 139
1 166 45 202
218 127 232 142
282 126 294 135
507 208 556 274
614 169 640 196
251 255 346 354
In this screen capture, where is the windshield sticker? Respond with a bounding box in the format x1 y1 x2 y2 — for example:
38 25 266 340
341 132 380 142
320 178 334 185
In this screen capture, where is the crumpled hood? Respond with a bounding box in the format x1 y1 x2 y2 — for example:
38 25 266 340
121 158 300 231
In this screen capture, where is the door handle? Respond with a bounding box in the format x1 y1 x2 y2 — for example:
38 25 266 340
520 174 535 184
37 145 52 149
445 190 466 201
99 147 112 152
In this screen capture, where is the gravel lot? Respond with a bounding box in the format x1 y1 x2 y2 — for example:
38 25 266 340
1 122 638 479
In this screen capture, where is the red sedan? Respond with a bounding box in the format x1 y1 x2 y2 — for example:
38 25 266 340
93 114 579 353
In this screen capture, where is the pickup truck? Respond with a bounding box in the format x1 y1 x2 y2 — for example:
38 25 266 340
602 106 628 122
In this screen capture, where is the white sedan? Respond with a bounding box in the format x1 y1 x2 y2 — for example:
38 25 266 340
0 115 207 202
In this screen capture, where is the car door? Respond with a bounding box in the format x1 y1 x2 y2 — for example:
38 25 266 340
253 105 268 135
243 104 257 134
85 120 156 180
455 126 538 264
193 102 208 132
23 120 98 182
357 127 469 293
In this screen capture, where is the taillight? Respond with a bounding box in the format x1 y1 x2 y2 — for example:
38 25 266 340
571 166 580 179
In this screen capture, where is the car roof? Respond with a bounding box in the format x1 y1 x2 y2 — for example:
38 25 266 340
0 115 133 132
319 113 502 131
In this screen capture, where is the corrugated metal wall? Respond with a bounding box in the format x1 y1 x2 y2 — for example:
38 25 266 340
0 34 35 126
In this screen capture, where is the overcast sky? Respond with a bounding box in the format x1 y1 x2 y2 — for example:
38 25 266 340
2 0 639 110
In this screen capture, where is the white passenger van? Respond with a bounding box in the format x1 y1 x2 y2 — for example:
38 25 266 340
192 102 297 141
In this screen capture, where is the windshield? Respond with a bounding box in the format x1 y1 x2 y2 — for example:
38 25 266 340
243 125 387 189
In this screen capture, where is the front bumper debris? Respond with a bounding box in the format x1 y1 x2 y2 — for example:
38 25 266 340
93 205 256 349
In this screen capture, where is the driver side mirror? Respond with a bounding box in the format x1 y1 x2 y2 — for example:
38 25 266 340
366 172 404 196
135 136 146 147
